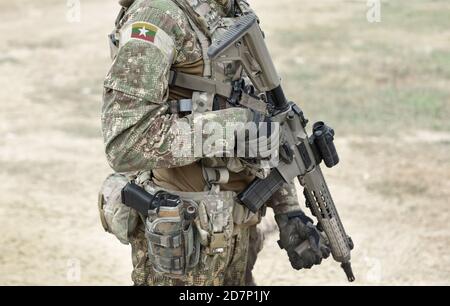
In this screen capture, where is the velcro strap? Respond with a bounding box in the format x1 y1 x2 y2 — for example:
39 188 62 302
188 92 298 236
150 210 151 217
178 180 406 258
149 254 184 272
169 70 232 98
146 232 182 248
203 167 230 185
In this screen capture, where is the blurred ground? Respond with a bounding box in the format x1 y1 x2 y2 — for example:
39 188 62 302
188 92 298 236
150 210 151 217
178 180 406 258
0 0 449 285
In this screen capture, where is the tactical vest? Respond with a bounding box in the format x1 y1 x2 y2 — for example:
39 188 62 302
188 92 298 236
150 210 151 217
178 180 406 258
169 0 269 185
111 0 262 113
110 0 267 186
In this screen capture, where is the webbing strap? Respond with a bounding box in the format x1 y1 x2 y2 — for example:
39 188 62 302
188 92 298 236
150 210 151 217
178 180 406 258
167 99 193 114
169 70 232 98
240 92 268 113
202 167 230 186
185 16 212 77
146 232 182 248
149 254 184 271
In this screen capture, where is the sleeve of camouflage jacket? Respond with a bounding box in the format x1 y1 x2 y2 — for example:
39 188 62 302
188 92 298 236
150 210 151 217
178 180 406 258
266 183 305 216
102 0 252 172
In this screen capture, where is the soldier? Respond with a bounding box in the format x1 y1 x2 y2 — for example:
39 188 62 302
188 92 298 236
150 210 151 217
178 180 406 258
100 0 330 286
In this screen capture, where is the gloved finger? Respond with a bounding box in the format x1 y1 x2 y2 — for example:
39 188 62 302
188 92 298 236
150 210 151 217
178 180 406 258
306 232 321 254
289 254 304 270
314 254 322 265
292 251 312 269
293 220 310 241
303 260 314 269
302 251 317 269
320 245 331 259
285 227 303 249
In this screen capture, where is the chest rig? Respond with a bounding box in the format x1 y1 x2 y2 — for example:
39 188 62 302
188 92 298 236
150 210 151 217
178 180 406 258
167 0 266 115
110 0 267 186
168 0 269 187
110 0 265 114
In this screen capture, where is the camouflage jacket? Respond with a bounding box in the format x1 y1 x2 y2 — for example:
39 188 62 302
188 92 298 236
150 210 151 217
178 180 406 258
101 0 302 214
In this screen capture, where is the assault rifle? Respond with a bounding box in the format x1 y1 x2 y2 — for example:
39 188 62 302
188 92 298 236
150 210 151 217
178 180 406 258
208 13 355 282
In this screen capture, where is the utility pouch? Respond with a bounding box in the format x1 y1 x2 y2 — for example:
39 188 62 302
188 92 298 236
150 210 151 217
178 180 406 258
145 199 200 277
195 190 235 255
98 174 139 245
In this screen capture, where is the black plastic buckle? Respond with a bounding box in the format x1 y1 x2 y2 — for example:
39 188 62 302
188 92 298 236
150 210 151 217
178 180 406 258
169 70 178 87
227 79 245 106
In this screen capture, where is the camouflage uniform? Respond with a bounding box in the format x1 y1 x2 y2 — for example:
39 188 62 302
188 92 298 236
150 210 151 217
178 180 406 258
101 0 304 286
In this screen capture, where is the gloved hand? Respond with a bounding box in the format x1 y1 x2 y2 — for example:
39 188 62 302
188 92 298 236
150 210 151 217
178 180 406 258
275 210 330 270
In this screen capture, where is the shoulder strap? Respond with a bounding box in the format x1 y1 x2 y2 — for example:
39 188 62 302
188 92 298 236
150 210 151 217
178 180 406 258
170 0 213 38
169 71 232 98
170 0 214 76
185 16 212 77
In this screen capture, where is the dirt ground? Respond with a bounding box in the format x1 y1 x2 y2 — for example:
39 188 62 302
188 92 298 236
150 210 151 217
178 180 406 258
0 0 449 285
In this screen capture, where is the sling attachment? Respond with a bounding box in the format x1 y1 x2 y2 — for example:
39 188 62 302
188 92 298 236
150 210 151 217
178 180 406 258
228 79 267 113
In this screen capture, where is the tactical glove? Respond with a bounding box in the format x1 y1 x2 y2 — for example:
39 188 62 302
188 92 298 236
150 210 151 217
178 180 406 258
276 210 330 270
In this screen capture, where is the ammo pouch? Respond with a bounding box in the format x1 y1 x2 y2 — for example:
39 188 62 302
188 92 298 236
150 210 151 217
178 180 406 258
98 174 139 245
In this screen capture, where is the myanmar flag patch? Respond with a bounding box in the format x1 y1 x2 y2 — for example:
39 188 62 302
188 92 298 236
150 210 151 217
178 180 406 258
119 21 175 62
131 22 158 43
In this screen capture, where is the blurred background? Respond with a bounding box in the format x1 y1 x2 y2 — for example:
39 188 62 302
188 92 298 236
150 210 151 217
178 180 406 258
0 0 448 285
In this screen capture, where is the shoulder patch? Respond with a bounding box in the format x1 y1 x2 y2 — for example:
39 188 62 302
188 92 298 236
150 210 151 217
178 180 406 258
120 21 176 62
131 22 158 42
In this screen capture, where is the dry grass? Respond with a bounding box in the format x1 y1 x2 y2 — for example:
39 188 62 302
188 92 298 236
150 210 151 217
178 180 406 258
0 0 448 285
